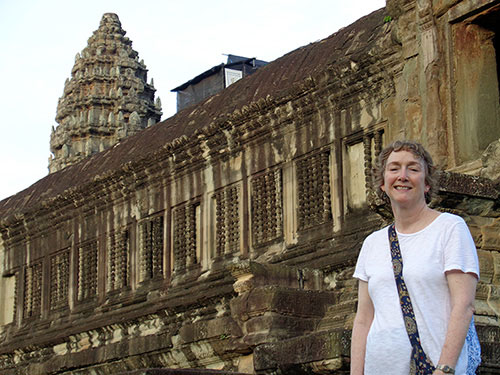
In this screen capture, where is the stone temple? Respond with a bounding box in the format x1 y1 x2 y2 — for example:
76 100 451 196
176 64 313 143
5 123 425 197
49 13 162 173
0 1 499 374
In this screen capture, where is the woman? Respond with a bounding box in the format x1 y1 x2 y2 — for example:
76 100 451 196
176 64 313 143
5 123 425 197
351 140 480 375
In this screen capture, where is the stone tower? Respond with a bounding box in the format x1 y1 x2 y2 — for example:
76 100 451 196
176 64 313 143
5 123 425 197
48 13 162 173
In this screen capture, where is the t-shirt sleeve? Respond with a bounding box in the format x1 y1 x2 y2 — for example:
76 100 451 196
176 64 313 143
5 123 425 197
353 237 370 281
443 218 480 278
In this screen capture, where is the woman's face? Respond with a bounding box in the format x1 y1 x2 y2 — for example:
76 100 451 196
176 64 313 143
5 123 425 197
381 150 429 208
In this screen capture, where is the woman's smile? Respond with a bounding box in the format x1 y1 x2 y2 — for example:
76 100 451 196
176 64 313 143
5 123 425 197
381 150 429 207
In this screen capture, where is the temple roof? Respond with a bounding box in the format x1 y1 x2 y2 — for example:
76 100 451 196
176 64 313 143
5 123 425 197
0 7 387 220
49 13 162 173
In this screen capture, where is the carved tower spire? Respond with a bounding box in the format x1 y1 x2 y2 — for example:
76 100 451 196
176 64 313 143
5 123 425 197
48 13 162 173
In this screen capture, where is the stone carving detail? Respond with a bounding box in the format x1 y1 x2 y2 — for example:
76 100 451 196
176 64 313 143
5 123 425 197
13 272 18 323
363 130 385 209
139 216 164 281
374 130 383 159
173 203 198 272
214 185 240 256
50 250 70 310
363 136 373 193
107 229 129 292
23 262 42 320
296 151 332 230
78 241 98 301
48 13 162 173
251 169 283 246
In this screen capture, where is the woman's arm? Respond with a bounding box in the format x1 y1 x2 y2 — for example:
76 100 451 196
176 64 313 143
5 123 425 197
433 271 478 375
351 280 374 375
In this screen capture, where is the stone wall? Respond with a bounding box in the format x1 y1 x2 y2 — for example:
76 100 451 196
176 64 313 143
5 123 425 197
0 1 499 374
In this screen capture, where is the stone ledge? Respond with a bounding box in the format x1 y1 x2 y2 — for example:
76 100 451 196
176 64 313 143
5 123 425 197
439 172 499 200
253 329 350 374
121 369 250 375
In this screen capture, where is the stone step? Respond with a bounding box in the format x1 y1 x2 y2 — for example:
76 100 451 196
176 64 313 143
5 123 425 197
253 328 350 374
121 369 250 375
317 300 357 331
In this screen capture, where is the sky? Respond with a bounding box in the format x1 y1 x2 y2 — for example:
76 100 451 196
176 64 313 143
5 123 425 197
0 0 386 201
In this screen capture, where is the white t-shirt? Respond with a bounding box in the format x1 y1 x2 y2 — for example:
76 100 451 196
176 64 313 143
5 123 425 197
353 213 480 375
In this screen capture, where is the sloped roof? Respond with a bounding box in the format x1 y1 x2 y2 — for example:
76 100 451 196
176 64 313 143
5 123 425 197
171 55 267 92
0 7 387 220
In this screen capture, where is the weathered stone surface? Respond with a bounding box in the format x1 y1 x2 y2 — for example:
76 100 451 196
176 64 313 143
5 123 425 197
121 370 249 375
48 13 162 173
253 329 350 374
1 1 500 374
482 139 500 181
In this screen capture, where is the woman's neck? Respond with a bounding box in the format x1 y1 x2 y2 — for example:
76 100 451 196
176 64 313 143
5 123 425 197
392 202 440 234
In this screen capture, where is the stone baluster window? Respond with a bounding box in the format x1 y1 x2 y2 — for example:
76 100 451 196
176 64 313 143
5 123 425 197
77 240 98 302
296 150 332 230
214 185 240 256
139 216 164 282
106 229 129 292
173 202 199 273
23 261 42 320
50 250 70 311
251 169 283 246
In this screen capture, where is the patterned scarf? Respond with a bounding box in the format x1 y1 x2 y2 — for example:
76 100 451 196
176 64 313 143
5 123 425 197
388 224 435 374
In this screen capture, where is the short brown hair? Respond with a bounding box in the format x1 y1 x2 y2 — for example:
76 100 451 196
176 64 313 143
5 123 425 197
373 140 437 203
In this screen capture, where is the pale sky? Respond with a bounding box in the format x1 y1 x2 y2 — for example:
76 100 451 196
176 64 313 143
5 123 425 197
0 0 386 201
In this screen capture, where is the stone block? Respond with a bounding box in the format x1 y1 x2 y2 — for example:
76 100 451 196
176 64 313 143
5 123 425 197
242 313 316 346
230 286 335 322
488 285 500 316
475 282 494 316
230 260 323 294
482 224 500 251
493 252 500 285
253 329 350 374
121 369 250 375
432 0 461 17
178 316 242 345
478 250 494 284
